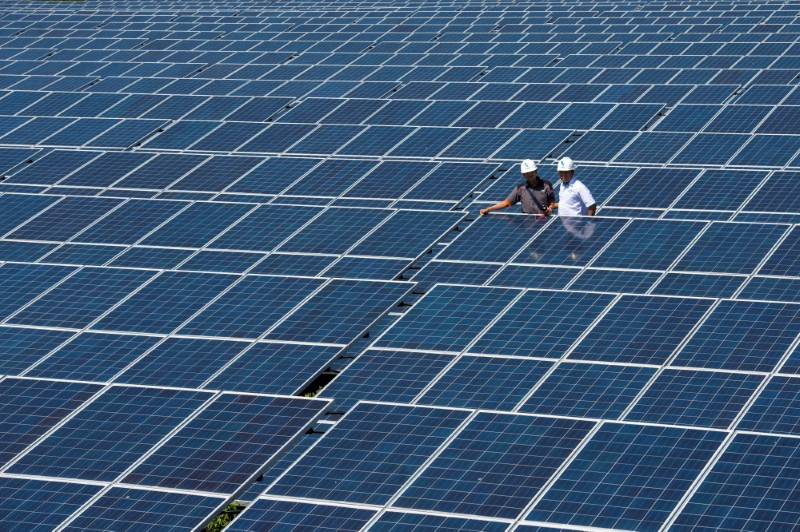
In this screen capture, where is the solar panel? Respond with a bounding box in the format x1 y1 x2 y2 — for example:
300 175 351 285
524 423 726 530
62 487 226 532
569 295 715 365
122 393 327 493
7 384 213 481
0 476 102 531
227 498 376 531
395 412 594 518
265 402 471 505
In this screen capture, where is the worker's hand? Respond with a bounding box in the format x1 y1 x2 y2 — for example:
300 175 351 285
479 208 488 216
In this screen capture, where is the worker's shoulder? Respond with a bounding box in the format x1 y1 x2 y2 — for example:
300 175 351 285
542 179 554 188
514 182 527 190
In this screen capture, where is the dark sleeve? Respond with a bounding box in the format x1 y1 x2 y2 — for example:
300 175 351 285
505 184 523 206
544 181 555 204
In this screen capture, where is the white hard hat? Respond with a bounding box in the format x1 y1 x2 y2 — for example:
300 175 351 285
520 159 537 173
557 157 575 171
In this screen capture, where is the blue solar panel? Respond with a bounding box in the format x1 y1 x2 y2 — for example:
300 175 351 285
395 413 594 518
525 423 726 530
7 196 122 242
418 355 551 410
4 150 99 185
569 295 715 365
737 377 800 435
592 219 707 270
517 217 627 267
227 498 376 532
0 240 55 262
520 362 656 419
92 271 236 334
122 394 327 493
674 222 789 274
625 369 764 428
7 385 212 481
650 272 746 298
0 476 102 531
210 205 321 252
64 487 225 532
141 202 254 249
376 285 519 352
266 402 470 505
672 433 800 531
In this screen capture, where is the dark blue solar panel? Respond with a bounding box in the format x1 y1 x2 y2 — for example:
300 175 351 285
267 279 412 345
558 130 637 162
207 342 343 395
249 252 335 276
323 257 409 280
113 153 208 189
107 246 194 269
92 271 236 334
59 151 153 188
64 487 225 532
279 208 392 254
756 105 800 135
672 433 800 531
4 150 99 185
730 135 800 167
592 219 707 270
376 285 520 352
320 349 454 409
408 260 500 291
440 128 518 159
396 413 594 518
570 268 660 293
115 338 249 388
0 194 60 236
653 104 721 132
673 300 800 372
437 215 544 262
650 272 745 298
613 132 693 164
739 377 800 435
470 291 615 358
759 226 800 276
493 129 570 160
26 332 160 382
520 362 655 419
266 402 470 505
404 162 496 201
626 369 763 428
226 157 321 195
607 168 700 209
7 267 155 329
7 196 121 242
0 240 55 262
122 394 327 493
569 295 715 365
179 275 324 339
350 211 464 258
188 121 268 152
517 217 628 267
372 511 509 531
674 222 789 274
210 205 322 252
526 423 726 530
388 126 466 157
142 120 221 150
85 118 165 148
168 155 262 192
287 124 366 154
141 202 254 248
227 499 375 532
418 356 551 410
0 263 76 320
0 477 102 531
7 385 212 482
284 158 374 197
0 378 101 468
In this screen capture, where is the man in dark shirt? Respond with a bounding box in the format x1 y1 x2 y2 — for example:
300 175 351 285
480 159 555 216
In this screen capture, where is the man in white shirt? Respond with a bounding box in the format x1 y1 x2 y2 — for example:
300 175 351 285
550 157 596 216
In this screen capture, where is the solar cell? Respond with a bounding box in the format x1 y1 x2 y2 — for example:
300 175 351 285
7 196 122 242
516 216 628 266
568 268 660 293
3 149 99 185
278 207 391 254
738 376 800 435
141 202 254 249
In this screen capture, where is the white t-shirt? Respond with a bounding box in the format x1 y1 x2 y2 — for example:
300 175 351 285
558 178 595 216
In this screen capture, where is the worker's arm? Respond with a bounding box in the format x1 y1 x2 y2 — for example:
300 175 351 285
587 203 596 216
480 200 510 216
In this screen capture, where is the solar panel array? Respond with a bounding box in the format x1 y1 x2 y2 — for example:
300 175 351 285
2 0 800 529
